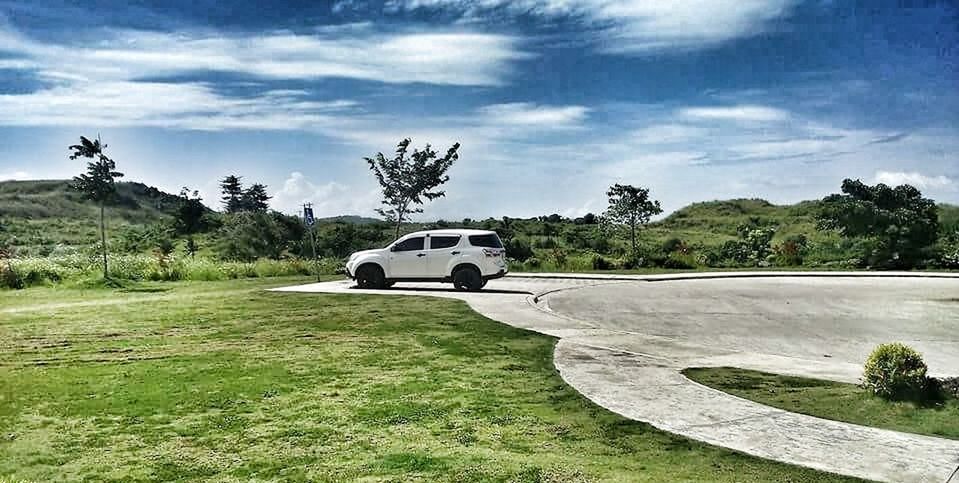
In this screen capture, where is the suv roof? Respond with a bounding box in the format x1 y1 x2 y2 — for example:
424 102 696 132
401 229 499 237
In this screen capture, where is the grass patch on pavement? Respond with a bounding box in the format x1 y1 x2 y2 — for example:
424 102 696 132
684 367 959 440
0 278 858 482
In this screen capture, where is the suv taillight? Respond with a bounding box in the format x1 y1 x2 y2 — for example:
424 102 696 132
483 248 503 257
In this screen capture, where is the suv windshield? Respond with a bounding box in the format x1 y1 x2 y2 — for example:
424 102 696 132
468 234 503 248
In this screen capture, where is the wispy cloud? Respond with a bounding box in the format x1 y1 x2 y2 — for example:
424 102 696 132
0 21 533 131
380 0 799 52
873 171 954 190
0 81 358 130
679 104 790 122
477 102 589 127
0 24 529 86
865 132 910 145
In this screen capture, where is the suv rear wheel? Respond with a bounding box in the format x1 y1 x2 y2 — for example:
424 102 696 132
355 264 386 289
452 266 483 291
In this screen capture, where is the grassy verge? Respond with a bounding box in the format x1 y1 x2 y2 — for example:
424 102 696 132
684 367 959 440
0 278 858 482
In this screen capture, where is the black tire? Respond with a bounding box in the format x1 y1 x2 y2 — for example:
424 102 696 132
452 266 483 291
355 264 386 289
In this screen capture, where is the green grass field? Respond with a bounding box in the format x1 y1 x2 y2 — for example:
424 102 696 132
685 367 959 440
0 278 859 482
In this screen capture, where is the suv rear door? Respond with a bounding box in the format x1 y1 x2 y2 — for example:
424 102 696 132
427 234 462 277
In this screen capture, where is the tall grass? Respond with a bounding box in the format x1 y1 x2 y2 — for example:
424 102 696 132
1 254 341 289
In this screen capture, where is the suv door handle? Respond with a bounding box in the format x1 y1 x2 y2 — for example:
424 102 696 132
450 251 461 255
417 253 426 257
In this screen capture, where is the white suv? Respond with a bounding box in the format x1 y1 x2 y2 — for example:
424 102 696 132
345 229 508 291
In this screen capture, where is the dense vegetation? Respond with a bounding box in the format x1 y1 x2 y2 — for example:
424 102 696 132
0 278 857 481
1 178 957 289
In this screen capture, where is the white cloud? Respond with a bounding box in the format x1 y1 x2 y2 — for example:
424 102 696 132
383 0 798 52
0 25 528 87
0 81 358 130
631 123 708 144
873 171 954 190
679 104 790 122
0 170 30 181
477 102 589 127
271 172 380 216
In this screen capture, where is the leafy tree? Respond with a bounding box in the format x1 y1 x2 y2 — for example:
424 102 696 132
220 175 244 213
176 187 207 235
603 184 663 255
69 135 124 278
242 183 271 212
364 138 460 238
818 179 939 268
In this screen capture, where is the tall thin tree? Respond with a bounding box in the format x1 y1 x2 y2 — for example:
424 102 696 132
220 175 244 213
364 138 460 238
69 135 124 278
602 184 662 256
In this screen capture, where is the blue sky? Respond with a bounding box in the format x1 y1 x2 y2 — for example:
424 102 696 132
0 0 956 218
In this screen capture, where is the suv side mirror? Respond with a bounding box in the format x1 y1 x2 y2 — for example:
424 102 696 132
390 245 398 252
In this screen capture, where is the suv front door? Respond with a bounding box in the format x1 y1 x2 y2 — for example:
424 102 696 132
389 236 427 278
427 235 462 278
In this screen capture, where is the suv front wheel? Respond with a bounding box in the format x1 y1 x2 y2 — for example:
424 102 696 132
452 266 483 292
355 264 386 289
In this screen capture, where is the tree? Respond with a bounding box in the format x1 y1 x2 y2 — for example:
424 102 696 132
220 175 244 213
242 183 271 212
69 135 124 278
364 138 460 238
603 184 662 255
176 187 207 235
818 178 939 268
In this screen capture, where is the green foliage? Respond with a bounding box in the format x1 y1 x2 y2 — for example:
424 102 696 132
365 138 460 237
175 187 208 234
603 184 663 255
774 234 809 266
215 211 305 262
69 136 124 205
242 183 271 212
818 179 939 268
863 343 929 400
591 254 613 270
2 254 331 288
219 175 245 213
505 238 534 261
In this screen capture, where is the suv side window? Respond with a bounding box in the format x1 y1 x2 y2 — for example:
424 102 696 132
393 237 425 251
430 236 460 250
468 234 503 248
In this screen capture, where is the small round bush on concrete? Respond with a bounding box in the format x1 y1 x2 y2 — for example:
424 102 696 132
863 343 928 400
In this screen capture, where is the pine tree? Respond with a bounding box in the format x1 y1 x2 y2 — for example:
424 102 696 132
220 175 244 213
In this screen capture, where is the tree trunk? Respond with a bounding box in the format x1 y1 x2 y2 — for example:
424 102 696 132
630 222 636 256
100 202 108 278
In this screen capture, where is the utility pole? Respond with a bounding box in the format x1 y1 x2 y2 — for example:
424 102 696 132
303 203 321 282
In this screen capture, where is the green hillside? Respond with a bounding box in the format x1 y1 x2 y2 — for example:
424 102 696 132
0 179 187 252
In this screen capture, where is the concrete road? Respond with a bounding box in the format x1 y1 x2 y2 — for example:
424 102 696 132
546 277 959 378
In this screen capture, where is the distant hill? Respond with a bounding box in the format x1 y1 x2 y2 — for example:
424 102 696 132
1 180 955 253
0 179 191 250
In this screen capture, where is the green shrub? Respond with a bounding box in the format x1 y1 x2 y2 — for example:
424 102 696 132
863 343 929 400
1 262 24 289
662 252 697 269
591 254 613 270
